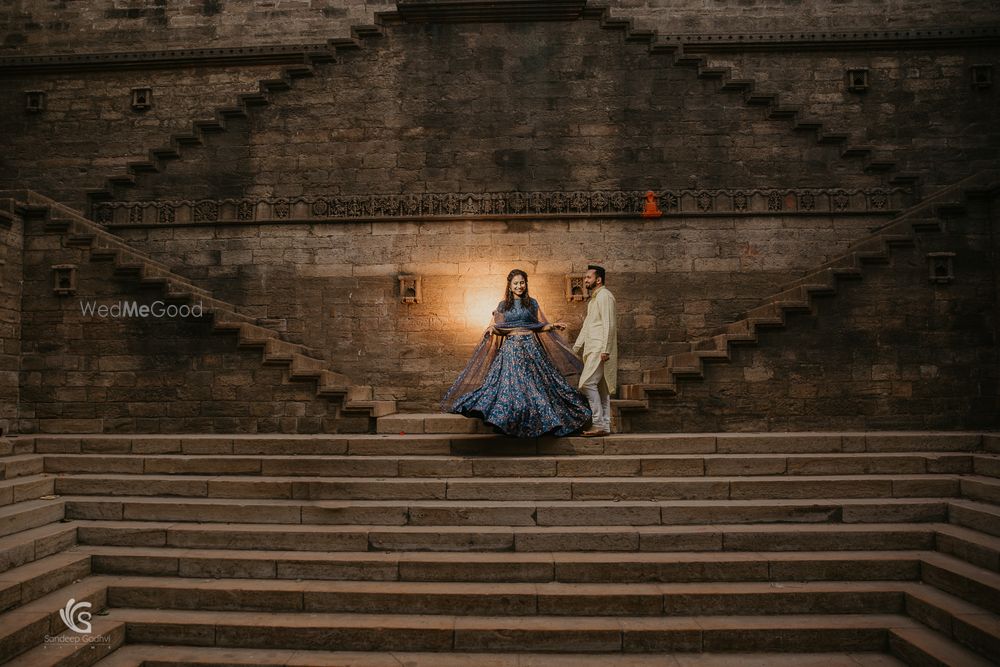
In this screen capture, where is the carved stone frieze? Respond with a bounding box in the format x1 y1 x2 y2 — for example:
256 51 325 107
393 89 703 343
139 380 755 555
95 186 912 226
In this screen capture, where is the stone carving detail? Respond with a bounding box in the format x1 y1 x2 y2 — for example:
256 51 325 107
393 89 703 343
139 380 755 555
273 199 291 219
832 191 851 211
869 190 889 210
696 191 713 212
193 201 219 222
767 192 783 211
661 192 679 212
97 186 911 225
237 201 255 221
732 192 748 212
95 206 113 224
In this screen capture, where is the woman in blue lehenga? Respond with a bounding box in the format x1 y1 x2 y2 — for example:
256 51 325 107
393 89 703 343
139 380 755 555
442 269 591 438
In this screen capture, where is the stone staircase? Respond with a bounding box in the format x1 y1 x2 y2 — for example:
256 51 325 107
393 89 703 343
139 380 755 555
1 190 396 427
83 27 384 210
615 169 1000 426
0 431 996 664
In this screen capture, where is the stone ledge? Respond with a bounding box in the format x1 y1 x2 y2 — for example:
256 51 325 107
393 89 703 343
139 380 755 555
96 187 910 228
2 25 996 76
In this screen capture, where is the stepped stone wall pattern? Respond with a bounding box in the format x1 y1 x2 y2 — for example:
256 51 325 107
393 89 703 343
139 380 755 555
693 48 999 189
86 21 986 204
1 0 996 53
16 213 363 434
630 245 997 431
2 18 996 211
0 65 283 211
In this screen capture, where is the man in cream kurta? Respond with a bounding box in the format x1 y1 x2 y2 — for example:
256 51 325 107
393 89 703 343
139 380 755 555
573 265 617 436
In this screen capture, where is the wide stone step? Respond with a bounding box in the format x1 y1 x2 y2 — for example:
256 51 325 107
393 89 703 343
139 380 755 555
973 453 1000 478
903 579 1000 661
28 432 986 457
0 497 65 539
931 523 1000 572
919 551 1000 614
101 576 915 616
62 495 953 526
100 607 921 652
377 413 492 435
72 520 940 553
0 475 55 507
83 545 928 583
51 474 965 501
890 625 996 667
960 475 1000 505
0 438 34 458
40 452 978 478
91 645 909 667
0 520 76 575
0 455 43 481
948 498 1000 538
0 550 91 614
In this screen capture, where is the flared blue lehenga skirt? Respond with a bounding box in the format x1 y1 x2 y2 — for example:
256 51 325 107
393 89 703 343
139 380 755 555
450 334 591 438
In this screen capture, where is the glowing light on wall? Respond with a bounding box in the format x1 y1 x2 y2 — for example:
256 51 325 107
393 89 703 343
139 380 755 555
464 287 498 331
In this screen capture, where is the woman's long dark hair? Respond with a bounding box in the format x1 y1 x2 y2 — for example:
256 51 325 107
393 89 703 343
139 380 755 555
502 269 532 312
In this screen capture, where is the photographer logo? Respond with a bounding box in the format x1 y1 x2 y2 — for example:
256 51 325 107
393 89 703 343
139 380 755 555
58 598 92 634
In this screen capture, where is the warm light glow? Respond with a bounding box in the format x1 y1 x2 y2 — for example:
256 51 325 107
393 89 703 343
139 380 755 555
464 287 499 330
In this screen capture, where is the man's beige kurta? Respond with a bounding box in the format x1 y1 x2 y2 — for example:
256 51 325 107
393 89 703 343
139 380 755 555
573 285 618 395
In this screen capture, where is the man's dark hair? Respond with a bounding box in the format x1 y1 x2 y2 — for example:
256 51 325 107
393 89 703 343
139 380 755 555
588 264 606 285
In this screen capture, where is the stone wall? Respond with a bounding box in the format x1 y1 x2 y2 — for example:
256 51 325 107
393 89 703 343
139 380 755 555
107 207 983 417
1 0 995 54
0 65 285 211
992 189 1000 420
627 199 999 431
622 0 1000 35
696 48 1000 190
17 195 997 431
120 21 892 200
0 207 22 434
2 2 997 433
16 214 362 434
2 19 995 214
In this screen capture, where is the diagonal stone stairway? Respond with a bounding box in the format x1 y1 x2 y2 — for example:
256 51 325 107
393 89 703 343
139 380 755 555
616 169 1000 428
1 190 396 431
0 429 996 665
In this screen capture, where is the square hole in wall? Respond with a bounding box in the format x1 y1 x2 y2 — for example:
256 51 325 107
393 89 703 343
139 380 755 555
846 68 869 92
971 64 992 89
131 87 153 111
25 91 46 113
